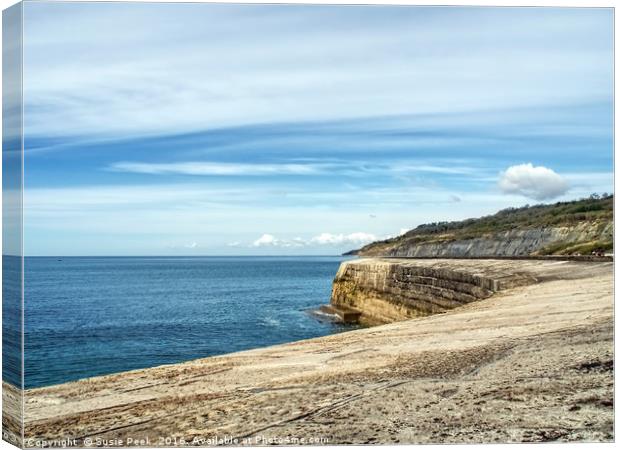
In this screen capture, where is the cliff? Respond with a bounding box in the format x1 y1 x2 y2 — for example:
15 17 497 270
330 258 610 325
349 195 613 257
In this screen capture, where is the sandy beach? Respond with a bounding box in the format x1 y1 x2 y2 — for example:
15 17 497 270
4 259 613 446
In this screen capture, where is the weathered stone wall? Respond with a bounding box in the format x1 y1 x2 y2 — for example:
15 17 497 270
330 260 502 325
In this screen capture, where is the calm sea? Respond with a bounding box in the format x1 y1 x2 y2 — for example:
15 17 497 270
16 256 355 388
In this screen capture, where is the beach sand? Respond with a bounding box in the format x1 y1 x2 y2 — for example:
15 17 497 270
5 261 614 446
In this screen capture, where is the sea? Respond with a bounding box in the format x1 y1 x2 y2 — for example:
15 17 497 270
7 256 358 389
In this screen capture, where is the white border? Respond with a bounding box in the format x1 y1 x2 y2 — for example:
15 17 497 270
0 2 616 450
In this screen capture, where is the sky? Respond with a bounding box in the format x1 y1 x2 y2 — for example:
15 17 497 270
18 2 614 256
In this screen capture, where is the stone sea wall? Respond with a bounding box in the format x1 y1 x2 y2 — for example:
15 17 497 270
329 258 611 325
330 259 501 325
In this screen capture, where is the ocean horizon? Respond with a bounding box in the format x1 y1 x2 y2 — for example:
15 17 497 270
11 256 358 389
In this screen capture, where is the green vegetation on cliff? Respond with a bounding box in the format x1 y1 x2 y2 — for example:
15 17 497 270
349 194 613 257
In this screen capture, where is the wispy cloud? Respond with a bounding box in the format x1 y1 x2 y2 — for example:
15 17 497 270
110 161 325 176
107 158 493 181
23 4 612 138
388 164 479 175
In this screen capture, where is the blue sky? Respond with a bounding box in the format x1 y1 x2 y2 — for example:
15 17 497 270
20 3 613 256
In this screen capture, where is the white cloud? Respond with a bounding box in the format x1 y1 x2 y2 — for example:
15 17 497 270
251 234 306 248
498 163 569 200
184 242 198 249
250 231 377 248
309 232 377 246
252 234 279 247
227 241 241 247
